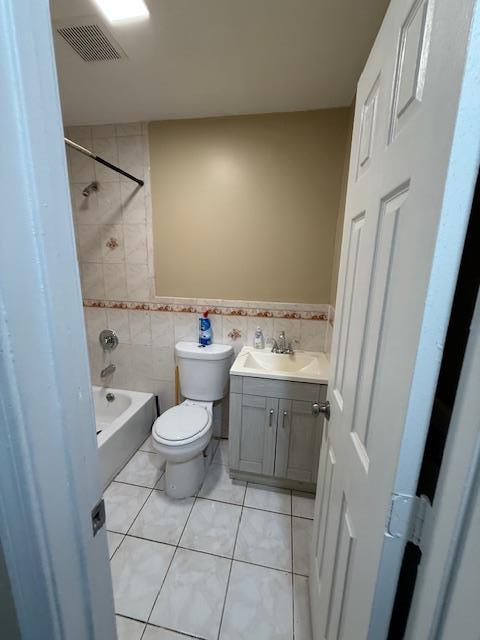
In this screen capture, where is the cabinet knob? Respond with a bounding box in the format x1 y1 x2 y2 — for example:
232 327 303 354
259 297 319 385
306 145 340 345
312 401 330 420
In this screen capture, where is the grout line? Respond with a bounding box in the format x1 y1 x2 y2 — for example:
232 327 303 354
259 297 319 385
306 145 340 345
216 476 248 640
110 476 165 491
142 619 202 639
144 478 200 627
107 531 125 562
144 545 179 626
124 491 155 536
123 531 295 576
241 502 292 517
291 490 295 639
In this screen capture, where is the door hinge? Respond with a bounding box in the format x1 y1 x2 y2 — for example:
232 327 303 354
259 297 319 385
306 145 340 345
386 493 432 552
91 498 106 536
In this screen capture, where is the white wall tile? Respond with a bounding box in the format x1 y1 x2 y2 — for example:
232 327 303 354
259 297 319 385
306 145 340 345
93 137 119 182
87 340 103 384
174 313 198 343
325 320 333 360
84 307 107 343
117 135 145 182
222 316 248 355
103 263 127 300
77 224 102 262
131 344 154 379
69 148 95 183
152 380 176 412
126 263 150 300
120 182 146 224
300 319 326 351
246 316 274 347
209 314 223 345
96 182 123 224
67 126 92 142
273 318 301 345
124 224 148 264
80 262 105 299
152 346 175 381
91 124 115 139
106 308 130 343
112 343 133 387
101 225 125 263
115 122 142 136
151 312 174 347
129 310 152 345
71 183 99 224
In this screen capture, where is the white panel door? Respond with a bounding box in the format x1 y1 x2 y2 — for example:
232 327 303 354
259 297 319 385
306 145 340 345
309 1 480 639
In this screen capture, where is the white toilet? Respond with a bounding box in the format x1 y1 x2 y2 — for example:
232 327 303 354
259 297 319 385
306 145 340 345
151 341 233 498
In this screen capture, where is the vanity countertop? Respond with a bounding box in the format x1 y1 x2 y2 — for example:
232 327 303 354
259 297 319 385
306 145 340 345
230 346 329 384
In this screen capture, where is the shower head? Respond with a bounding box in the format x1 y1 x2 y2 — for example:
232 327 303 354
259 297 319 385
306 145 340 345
82 181 99 197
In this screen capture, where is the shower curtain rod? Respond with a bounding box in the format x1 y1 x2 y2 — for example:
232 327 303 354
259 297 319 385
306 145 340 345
64 137 144 187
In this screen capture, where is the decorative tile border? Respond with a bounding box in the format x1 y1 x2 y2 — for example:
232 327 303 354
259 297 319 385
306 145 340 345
83 298 330 321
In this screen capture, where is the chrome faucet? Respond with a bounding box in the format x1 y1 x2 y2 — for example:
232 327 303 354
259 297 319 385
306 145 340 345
100 363 116 378
271 331 294 355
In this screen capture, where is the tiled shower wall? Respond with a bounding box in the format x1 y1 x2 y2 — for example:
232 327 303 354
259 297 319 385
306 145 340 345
67 122 334 413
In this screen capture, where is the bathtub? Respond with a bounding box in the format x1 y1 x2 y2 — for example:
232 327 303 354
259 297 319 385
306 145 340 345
94 385 157 489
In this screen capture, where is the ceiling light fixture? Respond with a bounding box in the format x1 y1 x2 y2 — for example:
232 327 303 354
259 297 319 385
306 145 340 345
93 0 149 23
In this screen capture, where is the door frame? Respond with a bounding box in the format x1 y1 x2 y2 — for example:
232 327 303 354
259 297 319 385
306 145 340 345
0 1 116 638
368 2 480 636
405 280 480 637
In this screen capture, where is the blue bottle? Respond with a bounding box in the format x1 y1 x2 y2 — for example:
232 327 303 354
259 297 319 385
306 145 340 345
199 311 212 346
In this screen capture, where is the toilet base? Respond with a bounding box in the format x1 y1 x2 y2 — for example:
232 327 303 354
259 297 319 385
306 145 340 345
164 453 205 499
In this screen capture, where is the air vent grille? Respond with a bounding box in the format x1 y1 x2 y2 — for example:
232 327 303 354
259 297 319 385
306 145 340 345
56 23 124 62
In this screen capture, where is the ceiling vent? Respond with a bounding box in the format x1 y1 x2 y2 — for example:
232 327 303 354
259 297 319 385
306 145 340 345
54 17 127 62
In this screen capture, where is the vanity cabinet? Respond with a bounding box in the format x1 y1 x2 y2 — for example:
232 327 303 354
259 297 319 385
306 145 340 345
229 375 327 490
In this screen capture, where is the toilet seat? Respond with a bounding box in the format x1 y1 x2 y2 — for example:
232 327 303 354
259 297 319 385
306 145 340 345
153 401 212 447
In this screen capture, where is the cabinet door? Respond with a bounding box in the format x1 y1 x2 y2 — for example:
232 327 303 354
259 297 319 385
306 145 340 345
274 399 323 482
230 394 278 475
273 399 292 478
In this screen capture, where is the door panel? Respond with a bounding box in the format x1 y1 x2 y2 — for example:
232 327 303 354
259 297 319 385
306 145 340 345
333 212 365 407
309 0 479 638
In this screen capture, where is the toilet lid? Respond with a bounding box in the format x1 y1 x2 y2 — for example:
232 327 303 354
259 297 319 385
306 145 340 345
154 404 210 442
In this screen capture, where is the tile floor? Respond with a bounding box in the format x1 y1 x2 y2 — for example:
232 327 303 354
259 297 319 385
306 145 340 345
106 438 314 640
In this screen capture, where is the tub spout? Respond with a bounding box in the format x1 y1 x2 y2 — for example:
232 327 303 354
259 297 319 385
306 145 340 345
101 363 116 378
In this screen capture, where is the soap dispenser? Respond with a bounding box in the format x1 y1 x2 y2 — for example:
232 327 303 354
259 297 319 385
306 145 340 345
254 327 265 350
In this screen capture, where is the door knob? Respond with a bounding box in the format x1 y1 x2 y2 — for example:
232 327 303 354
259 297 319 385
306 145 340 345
312 401 330 420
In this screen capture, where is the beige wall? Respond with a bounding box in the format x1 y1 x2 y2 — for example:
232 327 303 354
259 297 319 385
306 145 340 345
149 109 350 303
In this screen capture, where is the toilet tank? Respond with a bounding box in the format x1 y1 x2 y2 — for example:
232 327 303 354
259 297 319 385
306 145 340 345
175 341 234 401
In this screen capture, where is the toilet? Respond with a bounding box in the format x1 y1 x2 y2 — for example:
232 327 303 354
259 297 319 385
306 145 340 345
151 341 233 498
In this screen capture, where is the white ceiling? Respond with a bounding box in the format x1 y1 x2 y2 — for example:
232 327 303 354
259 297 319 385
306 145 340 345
50 0 389 125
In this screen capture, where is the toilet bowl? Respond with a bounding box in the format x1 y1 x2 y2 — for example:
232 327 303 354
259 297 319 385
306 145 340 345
151 341 233 498
152 400 213 498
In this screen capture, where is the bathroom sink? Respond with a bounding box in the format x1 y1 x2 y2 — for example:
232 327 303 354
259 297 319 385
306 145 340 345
243 351 319 373
230 347 329 383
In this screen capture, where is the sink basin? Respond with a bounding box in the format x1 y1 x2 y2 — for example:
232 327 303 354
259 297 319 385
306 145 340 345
230 347 329 384
243 351 320 374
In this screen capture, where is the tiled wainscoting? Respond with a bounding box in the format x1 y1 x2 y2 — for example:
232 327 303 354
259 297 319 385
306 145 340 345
67 122 333 411
84 301 334 412
107 438 314 640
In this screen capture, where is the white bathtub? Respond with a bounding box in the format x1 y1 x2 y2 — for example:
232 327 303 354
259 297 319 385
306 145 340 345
94 385 157 489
